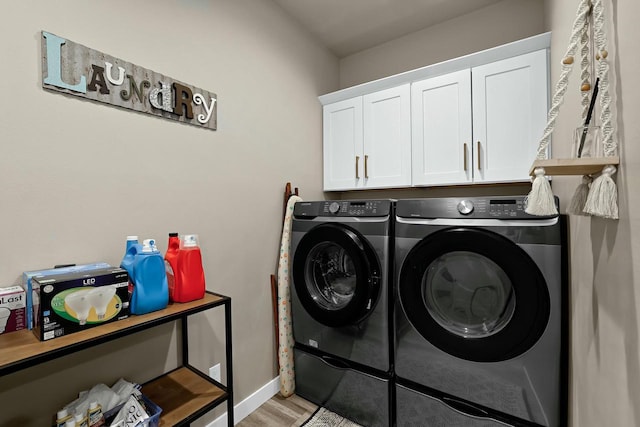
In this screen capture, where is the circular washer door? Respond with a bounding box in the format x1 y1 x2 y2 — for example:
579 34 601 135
293 223 381 327
399 227 550 362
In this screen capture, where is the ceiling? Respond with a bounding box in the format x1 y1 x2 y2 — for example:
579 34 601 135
272 0 503 58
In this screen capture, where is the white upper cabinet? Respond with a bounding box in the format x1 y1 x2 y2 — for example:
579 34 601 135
472 49 548 183
362 84 411 189
411 49 548 186
412 69 472 186
319 33 550 191
323 98 363 191
323 85 411 191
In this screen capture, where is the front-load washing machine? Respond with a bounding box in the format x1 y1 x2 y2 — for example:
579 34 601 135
291 199 393 371
394 196 567 427
291 200 393 427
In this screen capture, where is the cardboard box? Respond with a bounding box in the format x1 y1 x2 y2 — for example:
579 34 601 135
0 286 26 335
22 263 111 330
33 267 130 341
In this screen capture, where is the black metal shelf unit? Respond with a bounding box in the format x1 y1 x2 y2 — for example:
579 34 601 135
0 291 234 427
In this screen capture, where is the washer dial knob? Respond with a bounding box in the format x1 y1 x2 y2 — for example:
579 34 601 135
457 200 474 215
328 202 340 214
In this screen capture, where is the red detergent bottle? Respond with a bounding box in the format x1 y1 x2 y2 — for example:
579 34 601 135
164 233 180 302
176 234 206 302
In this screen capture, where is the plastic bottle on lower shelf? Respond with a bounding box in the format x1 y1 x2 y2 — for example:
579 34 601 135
56 408 72 427
74 411 88 427
87 401 105 427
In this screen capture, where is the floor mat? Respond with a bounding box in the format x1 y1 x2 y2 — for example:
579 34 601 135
301 407 364 427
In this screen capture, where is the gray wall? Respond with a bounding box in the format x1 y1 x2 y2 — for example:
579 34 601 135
339 0 545 88
0 1 336 425
545 1 640 426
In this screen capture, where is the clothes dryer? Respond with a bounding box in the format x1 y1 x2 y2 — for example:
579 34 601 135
394 196 567 427
291 199 393 372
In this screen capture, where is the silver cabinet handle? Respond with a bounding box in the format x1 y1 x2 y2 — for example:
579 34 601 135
364 155 369 179
355 156 360 179
463 143 468 171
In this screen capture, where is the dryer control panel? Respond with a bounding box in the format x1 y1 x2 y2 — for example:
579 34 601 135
397 196 558 219
294 200 391 217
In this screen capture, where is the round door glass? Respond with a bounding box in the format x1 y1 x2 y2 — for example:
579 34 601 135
423 251 516 339
305 242 356 311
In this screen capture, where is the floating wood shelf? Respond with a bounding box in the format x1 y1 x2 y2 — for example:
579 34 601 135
529 156 620 176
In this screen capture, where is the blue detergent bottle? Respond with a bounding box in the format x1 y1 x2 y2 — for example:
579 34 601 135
120 235 141 275
120 236 141 302
131 238 169 315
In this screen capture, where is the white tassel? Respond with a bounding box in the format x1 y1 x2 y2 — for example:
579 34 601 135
567 175 592 216
525 168 558 216
583 165 618 219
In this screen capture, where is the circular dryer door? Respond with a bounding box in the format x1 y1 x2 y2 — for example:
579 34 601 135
399 227 550 362
293 223 381 327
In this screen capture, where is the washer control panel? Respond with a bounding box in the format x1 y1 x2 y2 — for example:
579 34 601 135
397 196 558 219
294 200 391 218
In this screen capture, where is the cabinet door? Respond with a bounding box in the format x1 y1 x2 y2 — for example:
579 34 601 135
362 84 411 189
323 97 363 191
411 70 472 186
472 49 548 183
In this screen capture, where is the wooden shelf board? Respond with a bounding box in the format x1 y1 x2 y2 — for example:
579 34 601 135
530 156 620 176
0 293 225 373
142 367 227 426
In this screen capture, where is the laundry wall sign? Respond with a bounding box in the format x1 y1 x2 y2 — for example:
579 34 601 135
41 31 217 131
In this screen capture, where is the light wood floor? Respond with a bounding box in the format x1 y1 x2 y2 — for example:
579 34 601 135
236 394 318 427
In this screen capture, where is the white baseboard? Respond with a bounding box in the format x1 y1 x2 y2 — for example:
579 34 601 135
207 376 280 427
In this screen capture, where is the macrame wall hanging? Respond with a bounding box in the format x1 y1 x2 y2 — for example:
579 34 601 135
525 0 620 219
